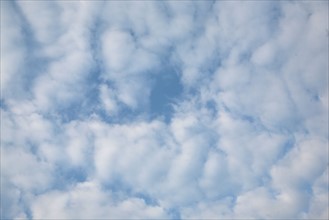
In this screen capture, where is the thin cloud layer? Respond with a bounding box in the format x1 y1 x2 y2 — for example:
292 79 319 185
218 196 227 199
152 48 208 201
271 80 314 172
1 1 328 219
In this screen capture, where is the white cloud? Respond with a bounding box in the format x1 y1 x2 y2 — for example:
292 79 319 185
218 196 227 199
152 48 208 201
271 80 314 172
102 29 135 73
16 1 63 44
251 41 277 66
1 1 328 219
0 1 28 100
271 137 328 192
99 83 119 114
31 181 168 219
308 167 329 219
2 147 53 193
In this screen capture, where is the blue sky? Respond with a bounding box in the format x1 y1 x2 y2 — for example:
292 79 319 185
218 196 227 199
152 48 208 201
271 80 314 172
1 0 328 219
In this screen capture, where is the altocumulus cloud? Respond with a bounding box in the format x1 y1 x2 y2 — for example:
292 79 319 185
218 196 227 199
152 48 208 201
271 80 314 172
1 0 328 219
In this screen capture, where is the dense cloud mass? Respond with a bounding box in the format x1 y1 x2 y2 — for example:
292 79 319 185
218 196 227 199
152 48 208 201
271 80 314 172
1 1 328 219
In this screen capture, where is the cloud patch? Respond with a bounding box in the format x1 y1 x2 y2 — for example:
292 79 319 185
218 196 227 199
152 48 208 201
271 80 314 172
1 1 328 219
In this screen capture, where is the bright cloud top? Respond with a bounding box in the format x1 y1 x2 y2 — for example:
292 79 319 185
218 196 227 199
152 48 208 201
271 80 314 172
1 1 328 219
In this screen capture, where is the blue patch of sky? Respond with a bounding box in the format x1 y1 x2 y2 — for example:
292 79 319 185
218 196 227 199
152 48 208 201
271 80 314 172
240 114 256 124
211 181 242 201
196 49 222 85
149 64 183 122
53 166 88 190
134 192 159 206
265 1 283 33
101 177 134 200
277 135 296 160
205 99 218 117
0 99 8 110
69 73 103 117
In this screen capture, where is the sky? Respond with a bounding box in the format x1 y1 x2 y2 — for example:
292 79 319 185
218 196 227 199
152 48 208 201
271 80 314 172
0 0 328 219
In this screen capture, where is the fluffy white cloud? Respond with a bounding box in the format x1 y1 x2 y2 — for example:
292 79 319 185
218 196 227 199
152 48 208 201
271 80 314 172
1 1 328 219
31 181 168 219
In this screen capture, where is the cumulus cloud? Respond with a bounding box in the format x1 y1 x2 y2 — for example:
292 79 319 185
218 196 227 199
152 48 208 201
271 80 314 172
31 181 168 219
1 1 328 219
